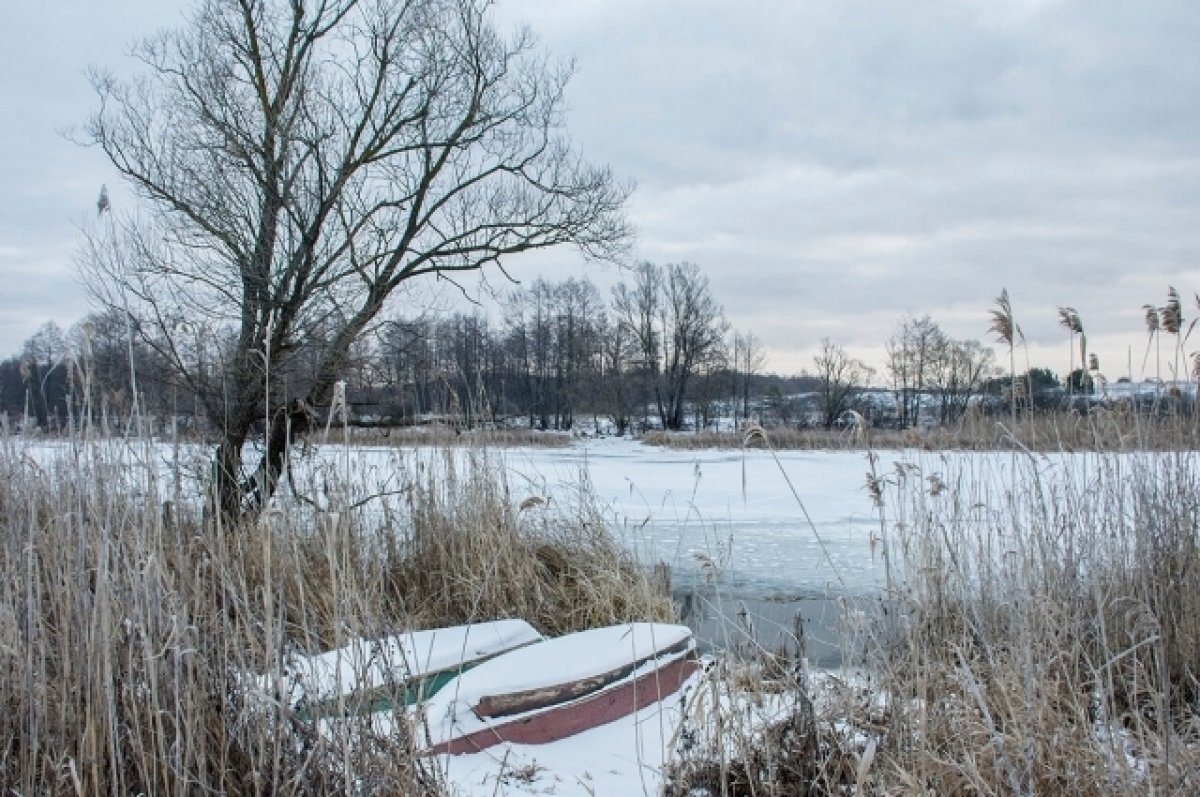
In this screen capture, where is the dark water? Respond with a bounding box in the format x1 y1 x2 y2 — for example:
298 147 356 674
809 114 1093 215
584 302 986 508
672 574 888 668
677 589 844 667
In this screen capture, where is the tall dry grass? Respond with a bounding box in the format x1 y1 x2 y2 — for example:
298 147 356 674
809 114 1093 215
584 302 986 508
665 422 1200 796
0 437 451 795
855 447 1200 795
0 435 672 795
388 448 674 634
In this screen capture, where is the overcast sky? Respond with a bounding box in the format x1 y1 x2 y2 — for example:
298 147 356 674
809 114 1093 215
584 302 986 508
2 1 1199 378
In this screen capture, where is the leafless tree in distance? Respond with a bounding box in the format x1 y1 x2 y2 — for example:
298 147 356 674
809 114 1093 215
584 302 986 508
812 338 873 431
731 330 767 422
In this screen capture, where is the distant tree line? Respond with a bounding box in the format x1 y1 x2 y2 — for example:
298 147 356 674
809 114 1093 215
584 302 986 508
11 281 1194 437
1 263 776 435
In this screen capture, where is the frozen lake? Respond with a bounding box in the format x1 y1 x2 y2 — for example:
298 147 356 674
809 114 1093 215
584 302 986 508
12 434 897 600
13 434 1046 663
501 438 893 596
496 437 901 663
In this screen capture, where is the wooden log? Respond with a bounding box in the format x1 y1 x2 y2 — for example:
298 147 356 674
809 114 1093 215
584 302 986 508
425 652 699 756
474 635 693 719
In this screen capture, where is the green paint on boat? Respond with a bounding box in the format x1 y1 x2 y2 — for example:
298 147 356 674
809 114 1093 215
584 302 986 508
298 666 468 721
294 639 550 721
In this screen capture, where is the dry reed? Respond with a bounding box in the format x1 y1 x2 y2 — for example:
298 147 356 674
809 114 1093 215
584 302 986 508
0 434 672 795
383 447 675 635
663 418 1200 796
643 408 1200 454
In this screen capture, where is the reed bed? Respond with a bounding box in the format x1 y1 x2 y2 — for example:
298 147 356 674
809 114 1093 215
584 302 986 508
7 414 1198 795
388 448 675 635
665 425 1200 795
0 435 671 795
859 447 1200 795
644 408 1200 453
340 425 575 449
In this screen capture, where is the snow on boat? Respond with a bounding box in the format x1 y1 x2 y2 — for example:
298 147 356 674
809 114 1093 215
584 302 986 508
261 619 544 719
420 622 700 756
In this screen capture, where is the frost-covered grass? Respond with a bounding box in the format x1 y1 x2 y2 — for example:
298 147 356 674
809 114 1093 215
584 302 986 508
4 421 1198 795
0 433 671 795
856 446 1200 795
663 432 1200 795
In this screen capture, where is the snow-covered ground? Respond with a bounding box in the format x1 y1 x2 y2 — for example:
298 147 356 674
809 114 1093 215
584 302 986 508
12 434 1189 794
428 677 700 797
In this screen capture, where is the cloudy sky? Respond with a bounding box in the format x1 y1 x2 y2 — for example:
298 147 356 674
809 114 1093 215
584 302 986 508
2 1 1199 378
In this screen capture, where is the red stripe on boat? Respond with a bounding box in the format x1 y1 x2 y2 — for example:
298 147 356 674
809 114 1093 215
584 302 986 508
425 654 699 756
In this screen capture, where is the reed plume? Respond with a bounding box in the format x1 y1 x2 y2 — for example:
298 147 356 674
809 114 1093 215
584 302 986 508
989 289 1017 347
1161 287 1186 386
1161 287 1182 335
1143 303 1162 383
990 289 1022 425
1058 307 1087 393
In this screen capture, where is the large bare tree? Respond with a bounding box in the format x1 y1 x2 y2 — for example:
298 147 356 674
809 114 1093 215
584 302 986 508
80 0 631 518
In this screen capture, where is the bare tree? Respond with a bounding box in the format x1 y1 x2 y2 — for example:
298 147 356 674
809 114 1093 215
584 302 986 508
657 263 727 431
731 330 767 421
549 277 602 430
886 315 943 428
812 338 873 430
609 262 727 431
524 279 557 429
596 312 635 434
81 0 631 518
21 322 69 430
611 262 662 430
927 338 995 424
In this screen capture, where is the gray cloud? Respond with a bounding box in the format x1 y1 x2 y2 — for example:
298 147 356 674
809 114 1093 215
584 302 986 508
3 0 1199 381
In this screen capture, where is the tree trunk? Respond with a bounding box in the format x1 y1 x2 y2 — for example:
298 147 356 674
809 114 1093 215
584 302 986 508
243 400 314 513
24 360 50 431
210 399 314 524
211 428 250 524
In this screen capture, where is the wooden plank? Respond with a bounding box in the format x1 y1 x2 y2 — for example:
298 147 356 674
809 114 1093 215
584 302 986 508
425 652 699 756
474 635 693 718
